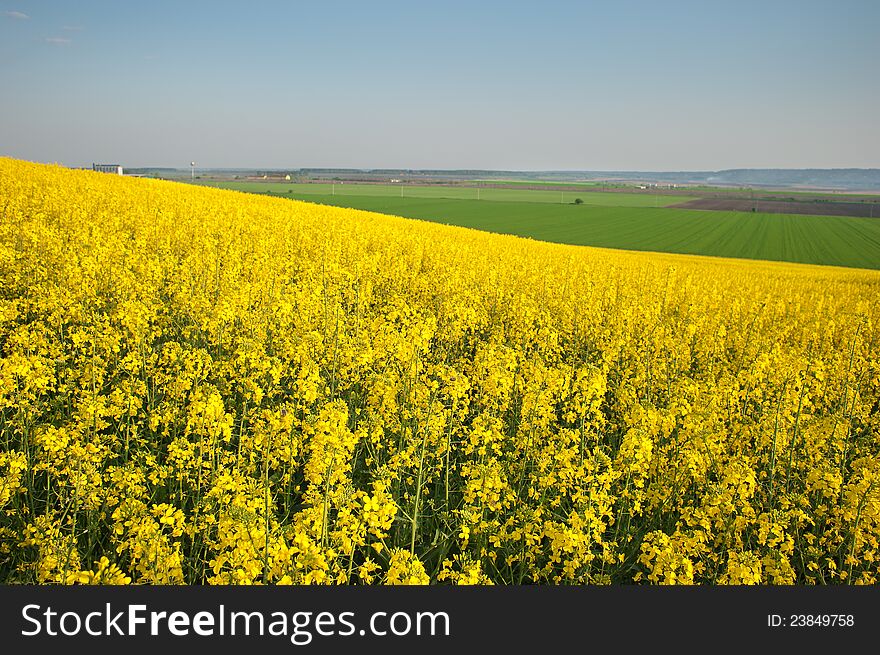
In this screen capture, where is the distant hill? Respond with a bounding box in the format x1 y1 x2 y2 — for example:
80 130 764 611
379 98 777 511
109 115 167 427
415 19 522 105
308 168 880 191
124 167 180 177
583 169 880 191
138 166 880 192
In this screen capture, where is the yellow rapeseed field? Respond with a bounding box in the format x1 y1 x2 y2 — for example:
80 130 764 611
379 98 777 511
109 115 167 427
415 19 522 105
1 156 879 584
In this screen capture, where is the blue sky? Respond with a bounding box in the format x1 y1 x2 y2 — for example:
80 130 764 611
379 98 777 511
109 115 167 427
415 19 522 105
1 1 878 169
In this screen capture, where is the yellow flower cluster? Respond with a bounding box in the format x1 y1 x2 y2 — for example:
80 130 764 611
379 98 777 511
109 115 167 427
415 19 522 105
1 157 879 585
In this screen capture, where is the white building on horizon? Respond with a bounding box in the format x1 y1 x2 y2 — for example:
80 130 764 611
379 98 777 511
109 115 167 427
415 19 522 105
93 163 123 175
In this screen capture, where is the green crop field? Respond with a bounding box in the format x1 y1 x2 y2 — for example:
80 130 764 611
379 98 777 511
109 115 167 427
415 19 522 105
200 180 693 207
472 179 605 187
266 193 880 270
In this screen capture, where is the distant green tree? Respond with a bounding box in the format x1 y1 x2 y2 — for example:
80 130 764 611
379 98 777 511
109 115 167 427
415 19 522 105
574 198 584 205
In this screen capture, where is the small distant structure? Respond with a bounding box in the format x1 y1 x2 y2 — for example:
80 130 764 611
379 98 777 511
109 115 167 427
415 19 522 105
93 163 123 175
390 178 401 183
285 174 291 181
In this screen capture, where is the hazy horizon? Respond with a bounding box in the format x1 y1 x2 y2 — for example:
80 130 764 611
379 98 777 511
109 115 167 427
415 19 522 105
116 165 880 173
2 0 878 170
